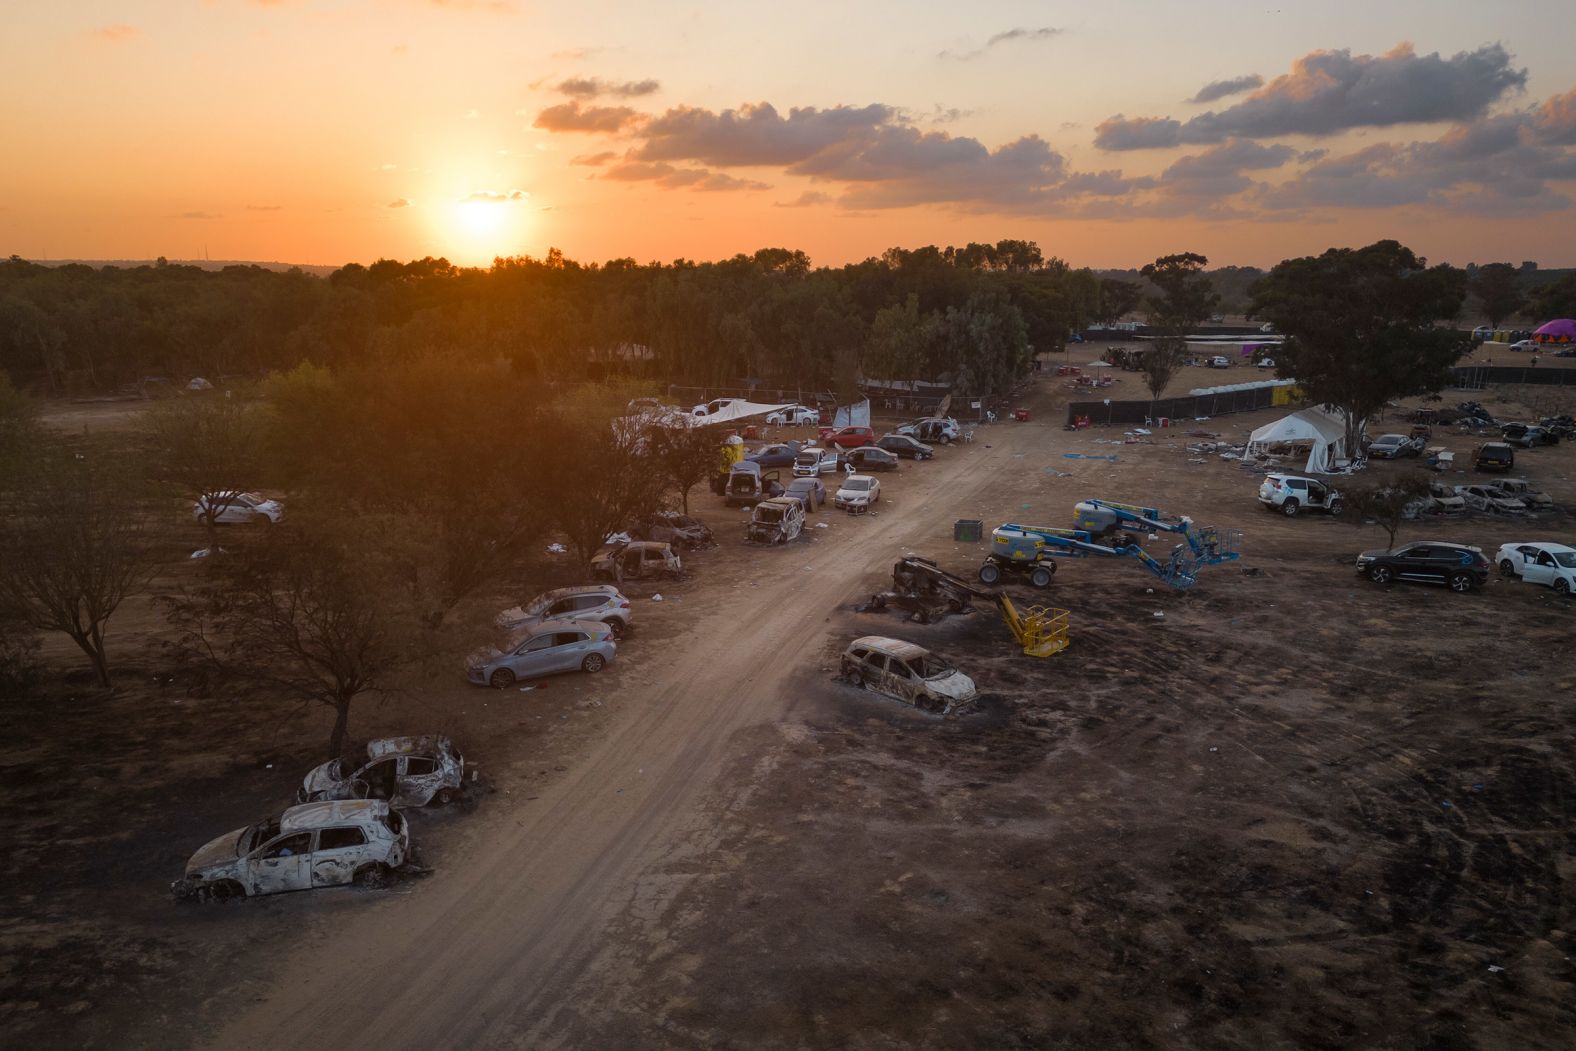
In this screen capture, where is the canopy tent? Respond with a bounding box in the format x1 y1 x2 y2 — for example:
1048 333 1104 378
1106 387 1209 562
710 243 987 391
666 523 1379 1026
1533 319 1576 344
1245 407 1352 474
687 399 796 425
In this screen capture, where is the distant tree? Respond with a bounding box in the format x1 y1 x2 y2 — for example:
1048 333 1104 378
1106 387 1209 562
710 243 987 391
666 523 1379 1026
1251 241 1469 460
1471 263 1525 328
1340 474 1433 551
1093 279 1143 326
647 421 726 513
1140 252 1220 334
143 392 264 554
165 522 400 759
1137 345 1186 412
1526 272 1576 321
0 444 157 686
0 373 38 489
545 411 667 564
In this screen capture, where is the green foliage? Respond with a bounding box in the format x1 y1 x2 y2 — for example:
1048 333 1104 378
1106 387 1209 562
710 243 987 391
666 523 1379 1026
1251 240 1469 457
1526 271 1576 321
1339 474 1434 550
1093 278 1143 326
1470 263 1525 328
1140 252 1220 334
0 372 38 488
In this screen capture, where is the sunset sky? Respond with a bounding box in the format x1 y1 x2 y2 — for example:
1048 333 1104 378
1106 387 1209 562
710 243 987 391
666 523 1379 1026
3 1 1574 270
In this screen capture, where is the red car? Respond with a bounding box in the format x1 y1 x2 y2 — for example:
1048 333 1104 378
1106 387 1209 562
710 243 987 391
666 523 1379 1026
825 426 876 448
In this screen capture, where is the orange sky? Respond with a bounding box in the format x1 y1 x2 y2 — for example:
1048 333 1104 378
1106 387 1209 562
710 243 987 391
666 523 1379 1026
2 1 1574 270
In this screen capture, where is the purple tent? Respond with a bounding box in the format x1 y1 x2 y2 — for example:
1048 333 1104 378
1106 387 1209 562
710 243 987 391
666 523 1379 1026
1533 318 1576 343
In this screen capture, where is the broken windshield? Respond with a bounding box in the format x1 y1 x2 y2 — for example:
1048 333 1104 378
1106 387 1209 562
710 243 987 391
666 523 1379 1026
756 507 782 522
917 654 953 678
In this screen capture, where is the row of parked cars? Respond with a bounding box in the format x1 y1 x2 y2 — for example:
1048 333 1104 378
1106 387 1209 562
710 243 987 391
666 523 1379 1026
175 735 467 901
1354 541 1575 595
1258 473 1556 518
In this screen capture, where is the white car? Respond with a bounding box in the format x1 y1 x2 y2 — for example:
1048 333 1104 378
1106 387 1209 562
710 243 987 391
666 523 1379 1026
793 447 840 477
1509 339 1537 353
495 585 632 637
1208 356 1231 368
766 405 820 426
1257 474 1342 516
1454 485 1526 514
1255 357 1276 368
193 491 283 525
173 800 410 901
691 398 741 417
1494 542 1576 593
834 474 881 511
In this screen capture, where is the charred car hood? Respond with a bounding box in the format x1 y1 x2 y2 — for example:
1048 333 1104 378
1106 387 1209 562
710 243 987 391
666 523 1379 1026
186 827 247 875
926 671 978 702
301 758 348 796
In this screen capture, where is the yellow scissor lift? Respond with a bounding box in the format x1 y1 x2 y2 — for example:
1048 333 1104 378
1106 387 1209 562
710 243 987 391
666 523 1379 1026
995 594 1070 658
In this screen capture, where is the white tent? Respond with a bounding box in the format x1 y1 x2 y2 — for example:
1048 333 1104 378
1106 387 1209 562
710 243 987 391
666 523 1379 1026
1245 407 1352 474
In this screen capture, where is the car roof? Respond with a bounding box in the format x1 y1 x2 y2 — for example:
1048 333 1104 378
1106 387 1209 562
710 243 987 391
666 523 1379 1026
849 636 932 660
758 497 800 509
786 477 819 487
366 735 453 759
505 618 614 646
533 584 621 603
841 474 877 483
1506 541 1575 553
281 799 389 830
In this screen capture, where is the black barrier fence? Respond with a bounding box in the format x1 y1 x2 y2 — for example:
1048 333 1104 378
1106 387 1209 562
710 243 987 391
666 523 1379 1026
1448 365 1576 389
1067 384 1282 426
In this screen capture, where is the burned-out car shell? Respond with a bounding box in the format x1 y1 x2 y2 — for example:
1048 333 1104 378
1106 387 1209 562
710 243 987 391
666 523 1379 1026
174 800 409 901
298 736 465 807
841 636 978 715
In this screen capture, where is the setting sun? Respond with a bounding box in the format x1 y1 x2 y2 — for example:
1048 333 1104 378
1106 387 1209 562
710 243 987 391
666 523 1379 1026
442 194 528 262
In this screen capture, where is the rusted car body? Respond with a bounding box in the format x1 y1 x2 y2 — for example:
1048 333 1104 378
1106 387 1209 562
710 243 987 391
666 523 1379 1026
298 736 465 807
840 636 978 716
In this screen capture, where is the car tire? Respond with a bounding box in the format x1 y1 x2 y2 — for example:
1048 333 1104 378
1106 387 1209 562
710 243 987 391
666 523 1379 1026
198 880 244 903
1448 572 1475 594
582 653 606 673
1029 566 1054 588
353 863 394 889
1327 500 1342 515
606 619 626 640
1499 559 1516 577
1367 565 1393 585
847 667 866 689
978 562 1002 585
433 788 456 807
489 668 516 689
1555 578 1571 594
1281 499 1300 516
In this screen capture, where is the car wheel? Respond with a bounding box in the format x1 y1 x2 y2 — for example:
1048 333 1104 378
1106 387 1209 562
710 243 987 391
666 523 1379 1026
606 619 625 640
1327 500 1342 515
582 653 606 673
489 668 516 689
1554 578 1570 595
433 788 456 807
1499 559 1516 577
199 880 244 903
1367 565 1393 585
847 667 865 689
1448 572 1475 594
1281 499 1300 516
978 561 1002 585
353 863 394 889
1029 566 1054 588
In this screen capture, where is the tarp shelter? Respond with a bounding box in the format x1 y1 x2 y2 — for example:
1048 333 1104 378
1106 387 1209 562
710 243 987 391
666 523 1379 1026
1245 407 1352 474
834 399 871 428
1533 319 1576 344
686 399 795 425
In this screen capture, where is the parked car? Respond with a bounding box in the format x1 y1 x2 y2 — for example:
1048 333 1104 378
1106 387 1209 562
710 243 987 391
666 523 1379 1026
1354 542 1489 593
193 491 283 526
793 447 840 477
896 417 962 444
173 800 410 901
298 736 465 807
724 461 785 505
590 540 683 580
1366 433 1423 459
765 405 820 426
784 476 826 512
876 433 935 460
834 474 882 511
1255 357 1276 369
1488 479 1553 511
467 619 616 688
631 510 714 549
691 397 741 417
1474 442 1515 472
1425 483 1467 514
1494 542 1576 593
1257 474 1342 516
840 446 900 472
825 425 876 449
840 636 977 715
745 441 803 468
1454 485 1527 514
1208 356 1231 368
1502 423 1558 448
746 496 806 545
1509 339 1537 352
496 584 632 637
1472 325 1493 340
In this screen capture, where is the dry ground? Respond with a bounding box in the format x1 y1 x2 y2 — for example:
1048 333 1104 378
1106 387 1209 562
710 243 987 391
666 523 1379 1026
4 360 1575 1050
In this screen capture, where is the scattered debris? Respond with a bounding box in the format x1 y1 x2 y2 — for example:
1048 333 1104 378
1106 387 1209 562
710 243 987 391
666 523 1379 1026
545 543 566 554
651 593 663 602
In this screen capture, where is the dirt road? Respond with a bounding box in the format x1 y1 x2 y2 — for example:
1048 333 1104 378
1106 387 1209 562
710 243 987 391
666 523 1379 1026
207 426 1024 1049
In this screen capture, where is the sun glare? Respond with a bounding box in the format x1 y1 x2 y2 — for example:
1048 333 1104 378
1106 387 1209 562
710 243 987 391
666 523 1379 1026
444 198 525 263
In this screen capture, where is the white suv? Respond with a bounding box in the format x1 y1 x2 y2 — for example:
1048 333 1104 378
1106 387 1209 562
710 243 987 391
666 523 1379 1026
1258 474 1342 516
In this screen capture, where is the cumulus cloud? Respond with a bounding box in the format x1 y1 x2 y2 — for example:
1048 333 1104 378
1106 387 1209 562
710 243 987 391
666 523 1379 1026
634 102 897 166
462 190 528 202
600 161 768 191
388 198 412 208
570 151 617 166
556 77 660 99
1533 86 1576 145
533 101 643 133
88 24 140 43
1157 139 1297 197
1188 74 1263 104
940 26 1060 61
1098 43 1527 149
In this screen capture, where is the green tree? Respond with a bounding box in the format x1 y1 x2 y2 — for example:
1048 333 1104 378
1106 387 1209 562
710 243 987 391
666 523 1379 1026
1340 474 1434 551
1470 263 1524 328
647 421 727 514
1251 241 1468 459
1526 272 1576 320
1093 278 1143 326
1140 252 1220 334
143 392 264 554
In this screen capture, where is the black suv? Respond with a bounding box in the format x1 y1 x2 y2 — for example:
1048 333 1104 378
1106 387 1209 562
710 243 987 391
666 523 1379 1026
1355 542 1489 593
1475 441 1515 472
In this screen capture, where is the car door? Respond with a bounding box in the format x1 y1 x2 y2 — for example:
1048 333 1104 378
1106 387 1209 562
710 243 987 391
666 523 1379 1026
882 657 922 705
396 755 443 805
1393 545 1431 581
860 650 889 693
356 757 400 800
1524 550 1556 586
311 826 369 886
249 832 314 895
511 633 558 677
1307 482 1328 508
541 630 587 673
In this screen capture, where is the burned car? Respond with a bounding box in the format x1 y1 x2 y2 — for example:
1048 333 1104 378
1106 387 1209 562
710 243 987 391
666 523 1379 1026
746 496 805 545
1489 479 1554 511
173 800 410 901
590 540 682 581
632 510 714 550
298 736 465 808
841 636 978 715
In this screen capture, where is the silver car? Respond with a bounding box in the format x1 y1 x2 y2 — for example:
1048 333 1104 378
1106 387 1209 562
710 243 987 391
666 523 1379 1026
192 490 284 526
496 585 632 637
467 619 615 688
298 735 465 807
173 800 410 901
